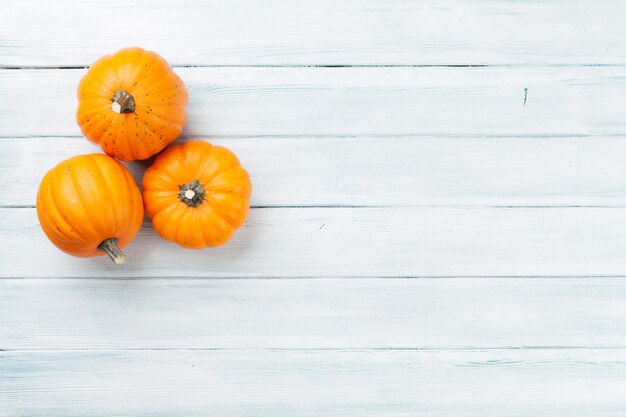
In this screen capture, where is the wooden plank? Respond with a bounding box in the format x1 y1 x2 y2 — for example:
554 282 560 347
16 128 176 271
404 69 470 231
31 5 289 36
3 0 626 66
3 67 626 137
2 349 626 416
2 206 626 278
1 278 625 350
3 136 626 208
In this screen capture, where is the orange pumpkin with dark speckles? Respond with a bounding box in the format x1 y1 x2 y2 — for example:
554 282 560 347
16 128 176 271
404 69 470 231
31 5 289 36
76 47 188 161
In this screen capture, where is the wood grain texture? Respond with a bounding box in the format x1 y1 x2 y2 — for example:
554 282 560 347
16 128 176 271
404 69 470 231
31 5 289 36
3 206 626 278
4 1 626 413
3 136 626 208
3 349 626 417
1 278 625 350
3 66 626 137
3 0 626 66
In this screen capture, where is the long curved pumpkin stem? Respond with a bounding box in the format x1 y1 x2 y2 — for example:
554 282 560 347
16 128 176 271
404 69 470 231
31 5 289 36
98 238 127 265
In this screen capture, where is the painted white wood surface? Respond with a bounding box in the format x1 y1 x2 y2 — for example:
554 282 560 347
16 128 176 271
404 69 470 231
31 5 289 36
4 206 626 278
4 136 626 208
2 0 626 415
2 278 625 350
3 0 626 66
3 66 626 137
3 349 626 417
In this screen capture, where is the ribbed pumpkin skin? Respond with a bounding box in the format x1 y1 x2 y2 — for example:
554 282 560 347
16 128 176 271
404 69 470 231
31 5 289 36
142 141 252 249
36 154 144 258
76 47 188 161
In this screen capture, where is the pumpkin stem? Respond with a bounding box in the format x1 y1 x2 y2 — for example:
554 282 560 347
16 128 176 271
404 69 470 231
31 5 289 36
111 90 135 114
179 179 206 207
98 238 127 265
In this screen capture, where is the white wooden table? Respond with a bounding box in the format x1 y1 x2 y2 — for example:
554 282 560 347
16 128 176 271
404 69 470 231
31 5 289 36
2 1 626 415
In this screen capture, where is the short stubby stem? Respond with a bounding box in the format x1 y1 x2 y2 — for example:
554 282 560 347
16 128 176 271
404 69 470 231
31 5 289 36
98 238 127 265
111 90 135 113
179 179 206 207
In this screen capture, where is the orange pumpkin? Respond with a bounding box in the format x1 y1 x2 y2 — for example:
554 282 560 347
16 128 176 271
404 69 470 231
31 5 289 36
76 47 188 162
142 140 252 249
36 154 144 264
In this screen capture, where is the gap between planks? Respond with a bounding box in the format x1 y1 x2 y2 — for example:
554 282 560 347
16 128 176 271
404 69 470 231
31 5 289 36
7 134 626 139
3 346 626 353
6 205 626 209
3 272 625 280
5 64 626 70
